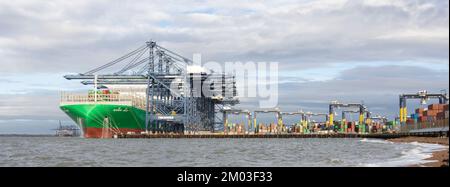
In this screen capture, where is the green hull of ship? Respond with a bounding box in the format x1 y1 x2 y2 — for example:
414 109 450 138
60 104 146 132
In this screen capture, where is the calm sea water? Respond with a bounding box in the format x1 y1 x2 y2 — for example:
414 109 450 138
0 137 446 167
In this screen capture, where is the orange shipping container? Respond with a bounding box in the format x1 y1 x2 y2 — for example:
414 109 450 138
428 104 444 111
424 110 438 116
444 104 449 111
415 108 424 115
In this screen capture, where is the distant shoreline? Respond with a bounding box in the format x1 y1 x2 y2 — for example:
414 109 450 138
0 134 55 137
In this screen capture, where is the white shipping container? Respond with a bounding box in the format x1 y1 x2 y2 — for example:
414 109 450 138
445 111 449 119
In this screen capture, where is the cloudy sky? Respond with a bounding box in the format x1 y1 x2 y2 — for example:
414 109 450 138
0 0 448 134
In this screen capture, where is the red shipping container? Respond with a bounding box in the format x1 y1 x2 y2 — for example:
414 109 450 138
406 119 415 125
419 116 428 122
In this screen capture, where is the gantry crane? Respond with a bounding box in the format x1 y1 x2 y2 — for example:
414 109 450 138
63 40 239 133
399 90 448 125
304 112 329 131
221 108 252 134
329 101 367 131
253 109 282 133
280 111 306 133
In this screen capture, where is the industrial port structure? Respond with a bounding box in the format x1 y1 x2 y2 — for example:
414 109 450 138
399 90 449 134
398 90 448 126
60 40 449 138
54 121 81 137
62 40 238 136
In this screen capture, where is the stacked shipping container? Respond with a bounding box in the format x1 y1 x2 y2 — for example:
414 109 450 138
401 104 449 132
423 104 446 121
437 104 449 120
413 104 448 124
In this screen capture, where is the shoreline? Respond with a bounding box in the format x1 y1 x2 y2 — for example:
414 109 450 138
387 136 449 167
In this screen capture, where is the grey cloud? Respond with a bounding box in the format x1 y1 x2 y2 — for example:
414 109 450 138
0 78 19 83
238 65 449 119
1 0 448 73
228 2 448 66
0 91 66 120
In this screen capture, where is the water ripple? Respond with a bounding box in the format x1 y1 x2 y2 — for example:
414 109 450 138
0 137 444 167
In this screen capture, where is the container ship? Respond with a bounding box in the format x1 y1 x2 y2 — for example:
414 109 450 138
60 41 238 138
60 86 151 138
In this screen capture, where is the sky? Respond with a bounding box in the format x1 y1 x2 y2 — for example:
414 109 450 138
0 0 448 134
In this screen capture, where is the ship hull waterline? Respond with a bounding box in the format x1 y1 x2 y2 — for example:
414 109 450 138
60 104 148 138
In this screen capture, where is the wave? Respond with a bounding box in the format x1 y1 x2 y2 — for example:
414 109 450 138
359 138 393 144
360 140 447 167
